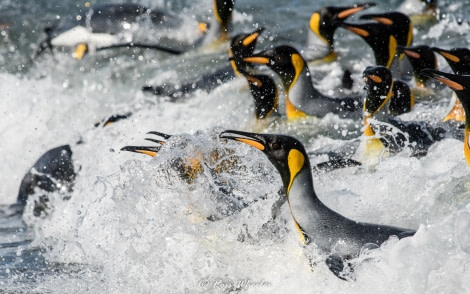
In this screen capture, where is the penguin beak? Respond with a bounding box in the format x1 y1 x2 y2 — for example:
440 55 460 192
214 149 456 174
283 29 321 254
242 48 275 65
397 46 421 59
431 47 460 63
338 3 376 20
120 131 171 157
341 23 370 37
420 69 465 91
242 27 265 47
120 145 162 157
360 13 393 25
220 130 266 151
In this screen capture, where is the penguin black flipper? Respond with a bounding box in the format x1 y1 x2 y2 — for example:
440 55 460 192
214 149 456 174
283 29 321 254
16 145 75 216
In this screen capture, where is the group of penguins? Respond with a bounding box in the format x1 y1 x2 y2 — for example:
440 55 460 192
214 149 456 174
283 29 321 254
13 0 470 280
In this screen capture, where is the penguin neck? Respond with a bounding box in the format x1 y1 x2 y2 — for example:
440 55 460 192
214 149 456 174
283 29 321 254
283 157 331 243
464 124 470 166
304 29 333 62
284 65 326 118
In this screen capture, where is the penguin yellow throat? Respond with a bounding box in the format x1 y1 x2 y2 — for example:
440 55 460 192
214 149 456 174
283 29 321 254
363 114 386 156
443 95 466 122
286 96 307 120
464 125 470 166
286 149 307 244
285 53 308 120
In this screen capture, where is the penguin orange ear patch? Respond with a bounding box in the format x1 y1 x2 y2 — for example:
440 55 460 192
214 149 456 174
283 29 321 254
367 75 383 83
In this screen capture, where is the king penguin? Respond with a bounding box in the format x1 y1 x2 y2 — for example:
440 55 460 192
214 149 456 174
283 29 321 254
396 45 437 88
421 69 470 165
359 11 413 48
340 21 399 69
432 47 470 122
15 145 76 217
304 2 376 63
219 129 416 279
243 45 363 120
238 69 279 120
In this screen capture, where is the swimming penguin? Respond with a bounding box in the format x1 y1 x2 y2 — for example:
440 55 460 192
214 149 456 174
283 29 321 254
396 45 437 87
34 3 207 59
305 2 376 62
142 27 264 98
340 21 398 68
121 131 241 184
243 45 363 120
432 47 470 122
421 69 470 165
219 129 416 279
362 66 463 158
14 145 76 217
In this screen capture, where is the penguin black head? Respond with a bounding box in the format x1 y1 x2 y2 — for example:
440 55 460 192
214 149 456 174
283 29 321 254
432 47 470 75
360 11 413 47
243 45 304 90
229 27 265 74
397 45 437 86
310 3 376 48
239 70 278 119
341 22 398 68
220 130 308 191
420 69 470 116
363 65 393 116
421 69 470 165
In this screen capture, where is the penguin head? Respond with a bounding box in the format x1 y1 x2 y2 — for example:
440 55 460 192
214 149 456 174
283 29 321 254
309 3 376 47
220 130 308 191
239 70 278 119
229 27 264 74
360 11 413 47
397 45 437 85
421 69 470 165
341 22 398 68
243 45 305 90
363 65 393 116
421 69 470 118
432 47 470 75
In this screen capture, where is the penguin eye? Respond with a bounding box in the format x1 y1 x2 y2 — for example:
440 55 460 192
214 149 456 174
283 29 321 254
271 142 281 150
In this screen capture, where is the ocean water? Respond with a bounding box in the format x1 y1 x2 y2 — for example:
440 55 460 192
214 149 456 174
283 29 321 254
1 0 470 292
